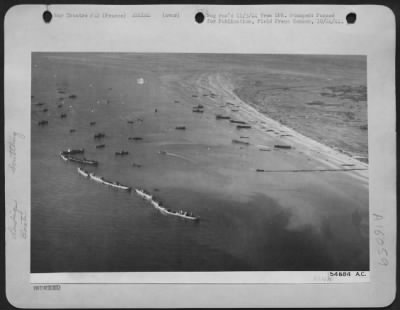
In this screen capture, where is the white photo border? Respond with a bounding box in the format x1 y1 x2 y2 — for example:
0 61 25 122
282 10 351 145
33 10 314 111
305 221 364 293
5 4 396 308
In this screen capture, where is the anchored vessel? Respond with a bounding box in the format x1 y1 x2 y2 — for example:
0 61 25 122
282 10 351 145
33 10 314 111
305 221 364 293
60 152 69 161
62 148 84 155
77 167 90 177
115 151 129 155
230 120 247 124
216 115 230 120
135 188 200 221
59 152 98 166
236 125 252 129
89 173 131 191
94 133 106 139
232 139 250 145
128 137 143 141
274 144 292 149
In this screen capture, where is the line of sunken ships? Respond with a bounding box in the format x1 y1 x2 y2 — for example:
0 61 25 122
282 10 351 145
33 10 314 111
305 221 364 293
60 146 200 222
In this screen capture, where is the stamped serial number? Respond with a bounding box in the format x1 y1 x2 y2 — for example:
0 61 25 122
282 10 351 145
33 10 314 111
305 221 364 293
329 271 367 277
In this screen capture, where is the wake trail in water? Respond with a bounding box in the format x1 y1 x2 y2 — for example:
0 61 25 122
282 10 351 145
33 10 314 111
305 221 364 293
160 151 196 163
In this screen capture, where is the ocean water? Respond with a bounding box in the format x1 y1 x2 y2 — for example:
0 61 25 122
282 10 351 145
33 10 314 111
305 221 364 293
31 53 369 272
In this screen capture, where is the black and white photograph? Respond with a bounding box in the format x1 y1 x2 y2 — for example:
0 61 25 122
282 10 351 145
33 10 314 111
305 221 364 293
5 4 396 308
31 53 369 273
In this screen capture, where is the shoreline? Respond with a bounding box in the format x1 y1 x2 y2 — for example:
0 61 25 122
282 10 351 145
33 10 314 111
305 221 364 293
235 91 369 162
31 54 369 273
193 72 368 185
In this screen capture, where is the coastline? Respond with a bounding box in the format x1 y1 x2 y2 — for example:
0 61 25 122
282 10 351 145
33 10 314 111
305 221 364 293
191 72 368 184
31 53 369 272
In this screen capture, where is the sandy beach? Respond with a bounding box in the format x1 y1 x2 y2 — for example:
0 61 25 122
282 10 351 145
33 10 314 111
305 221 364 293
31 53 368 272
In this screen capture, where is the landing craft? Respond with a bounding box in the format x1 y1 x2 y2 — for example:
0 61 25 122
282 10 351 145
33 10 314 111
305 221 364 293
236 125 251 129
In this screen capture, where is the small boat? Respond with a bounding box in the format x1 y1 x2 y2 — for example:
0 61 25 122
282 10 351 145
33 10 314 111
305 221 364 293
132 162 142 168
96 144 105 149
216 115 230 120
192 109 204 113
69 94 77 99
90 173 131 191
192 95 198 98
62 148 84 155
230 120 247 124
274 144 292 149
232 139 250 145
60 113 67 118
77 167 90 177
194 104 204 109
57 104 63 108
236 125 251 129
42 108 48 112
38 120 48 126
90 121 96 126
240 136 249 139
175 126 186 130
94 133 105 139
127 120 134 124
256 169 265 172
115 151 129 156
128 137 143 141
158 150 167 155
69 129 76 133
35 102 45 106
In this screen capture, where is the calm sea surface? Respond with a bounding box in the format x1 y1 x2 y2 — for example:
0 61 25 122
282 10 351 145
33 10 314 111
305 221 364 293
31 54 369 272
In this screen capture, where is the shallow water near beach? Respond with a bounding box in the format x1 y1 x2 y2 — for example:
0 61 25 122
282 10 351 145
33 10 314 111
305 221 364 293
31 53 368 272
